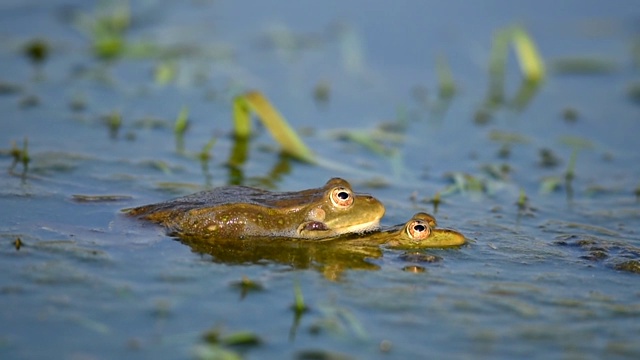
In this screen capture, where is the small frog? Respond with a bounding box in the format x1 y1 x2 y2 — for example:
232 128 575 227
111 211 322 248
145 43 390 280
125 178 385 239
327 212 466 249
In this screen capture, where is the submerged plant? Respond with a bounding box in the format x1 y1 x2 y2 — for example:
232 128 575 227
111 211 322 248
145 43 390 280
103 111 122 139
436 54 456 99
74 0 132 59
174 106 189 153
8 138 30 177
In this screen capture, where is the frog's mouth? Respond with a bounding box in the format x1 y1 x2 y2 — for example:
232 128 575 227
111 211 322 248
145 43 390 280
332 219 381 235
299 219 381 238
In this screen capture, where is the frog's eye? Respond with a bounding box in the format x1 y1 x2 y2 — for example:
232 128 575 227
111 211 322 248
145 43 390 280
407 220 431 240
330 187 354 208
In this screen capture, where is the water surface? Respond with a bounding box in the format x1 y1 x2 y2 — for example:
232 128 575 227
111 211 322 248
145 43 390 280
1 1 640 359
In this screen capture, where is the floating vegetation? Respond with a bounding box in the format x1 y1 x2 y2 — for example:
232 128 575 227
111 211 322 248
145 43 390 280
551 56 618 75
69 93 88 112
488 130 530 145
131 117 171 130
13 237 23 250
312 80 331 106
441 172 486 196
539 176 562 194
473 108 492 125
488 130 528 158
23 38 50 65
102 111 122 139
481 164 511 182
71 194 133 202
193 345 242 360
8 138 30 177
559 135 594 150
538 148 562 168
230 276 264 299
74 0 131 59
196 327 261 360
614 260 640 274
554 235 640 274
154 61 178 85
561 107 579 123
233 91 315 163
202 328 262 348
516 188 536 216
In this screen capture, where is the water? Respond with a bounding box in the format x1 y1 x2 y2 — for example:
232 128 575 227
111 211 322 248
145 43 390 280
1 1 640 359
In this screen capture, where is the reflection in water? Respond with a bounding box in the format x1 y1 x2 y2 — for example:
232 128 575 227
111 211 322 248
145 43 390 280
179 235 383 281
226 134 293 187
227 135 249 185
173 212 465 280
510 78 542 111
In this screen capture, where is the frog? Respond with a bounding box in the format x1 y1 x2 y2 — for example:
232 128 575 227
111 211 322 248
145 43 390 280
325 212 466 249
124 177 385 239
174 212 464 281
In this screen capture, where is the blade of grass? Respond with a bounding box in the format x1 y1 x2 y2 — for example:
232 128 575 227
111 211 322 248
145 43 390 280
232 91 315 163
511 27 545 83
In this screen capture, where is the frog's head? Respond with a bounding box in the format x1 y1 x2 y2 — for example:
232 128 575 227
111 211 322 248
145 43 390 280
297 178 385 238
391 212 465 248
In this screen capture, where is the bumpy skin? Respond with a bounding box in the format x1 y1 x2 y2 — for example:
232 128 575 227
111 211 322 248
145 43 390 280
125 178 385 239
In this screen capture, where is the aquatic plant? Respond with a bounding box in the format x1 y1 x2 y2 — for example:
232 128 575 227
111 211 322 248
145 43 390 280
174 106 189 153
485 26 545 110
233 91 315 163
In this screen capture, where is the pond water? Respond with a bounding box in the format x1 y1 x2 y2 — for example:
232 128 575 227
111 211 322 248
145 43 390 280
1 1 640 359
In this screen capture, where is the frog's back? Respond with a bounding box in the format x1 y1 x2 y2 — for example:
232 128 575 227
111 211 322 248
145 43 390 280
126 185 320 218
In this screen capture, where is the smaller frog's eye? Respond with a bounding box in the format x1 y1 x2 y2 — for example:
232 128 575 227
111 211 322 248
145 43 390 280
330 187 354 208
407 220 431 240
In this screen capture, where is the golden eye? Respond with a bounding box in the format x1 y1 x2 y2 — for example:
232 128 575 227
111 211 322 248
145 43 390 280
330 187 353 208
407 220 431 240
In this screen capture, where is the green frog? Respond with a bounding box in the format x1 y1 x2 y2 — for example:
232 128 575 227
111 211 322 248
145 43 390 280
327 212 466 249
175 212 464 281
125 177 385 239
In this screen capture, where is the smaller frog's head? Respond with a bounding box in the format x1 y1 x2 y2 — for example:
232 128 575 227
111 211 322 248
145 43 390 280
396 212 465 248
298 178 385 238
